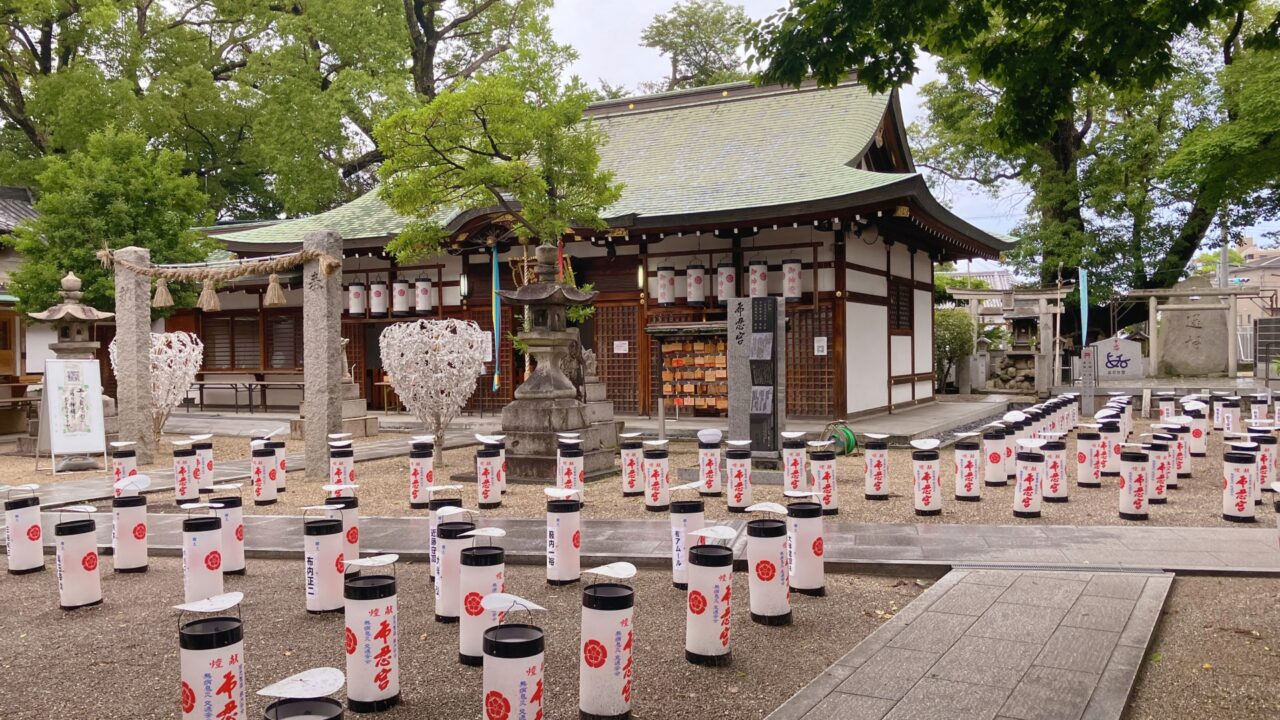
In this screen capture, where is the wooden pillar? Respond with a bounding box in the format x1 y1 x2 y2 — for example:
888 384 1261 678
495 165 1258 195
833 228 847 418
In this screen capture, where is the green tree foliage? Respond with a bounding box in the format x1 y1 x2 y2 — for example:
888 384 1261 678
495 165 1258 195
1189 247 1246 277
934 273 990 304
641 0 750 92
4 129 213 315
375 41 623 261
934 308 975 391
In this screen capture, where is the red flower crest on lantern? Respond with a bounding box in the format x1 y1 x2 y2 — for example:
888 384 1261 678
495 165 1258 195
1077 452 1087 465
812 537 824 557
335 553 345 574
181 681 196 713
235 525 244 542
204 551 221 571
345 627 357 655
485 690 511 720
25 524 40 542
464 591 485 617
132 523 147 540
988 452 1001 465
688 590 708 615
81 551 98 572
346 527 359 545
755 560 777 582
572 530 581 550
583 639 608 668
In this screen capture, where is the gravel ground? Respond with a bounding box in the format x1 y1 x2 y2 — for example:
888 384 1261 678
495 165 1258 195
0 557 923 719
1126 576 1280 719
142 419 1280 529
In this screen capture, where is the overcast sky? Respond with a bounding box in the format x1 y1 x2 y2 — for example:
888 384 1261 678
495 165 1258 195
547 1 1275 273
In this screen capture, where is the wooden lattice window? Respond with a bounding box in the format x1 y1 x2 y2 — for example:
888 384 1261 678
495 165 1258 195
265 311 303 369
785 303 836 418
888 282 913 334
202 315 260 370
593 304 640 414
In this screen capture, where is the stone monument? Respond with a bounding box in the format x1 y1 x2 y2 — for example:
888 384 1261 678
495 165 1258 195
727 296 786 464
496 244 615 483
1159 277 1230 376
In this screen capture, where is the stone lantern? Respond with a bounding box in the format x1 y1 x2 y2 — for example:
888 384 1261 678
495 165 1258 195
497 245 616 483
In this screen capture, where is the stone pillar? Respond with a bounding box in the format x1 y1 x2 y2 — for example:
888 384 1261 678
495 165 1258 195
302 231 344 481
1148 297 1160 377
1228 294 1239 376
114 247 155 465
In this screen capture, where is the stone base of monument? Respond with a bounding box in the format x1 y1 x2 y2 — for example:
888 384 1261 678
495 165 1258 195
289 381 379 439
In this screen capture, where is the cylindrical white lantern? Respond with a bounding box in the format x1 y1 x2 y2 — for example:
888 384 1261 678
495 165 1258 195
174 447 199 504
55 517 101 609
1076 432 1102 488
112 495 148 573
111 449 138 495
1223 450 1257 522
1251 393 1271 422
265 698 344 719
428 497 461 580
620 438 644 497
476 447 502 509
368 281 388 318
182 515 224 603
656 266 676 306
392 278 412 317
1013 450 1044 519
864 439 889 499
482 625 545 720
782 438 806 492
686 263 707 306
716 261 736 305
782 258 802 302
434 521 475 622
669 499 704 589
251 447 278 506
1223 399 1242 435
811 448 839 515
329 446 355 497
748 260 769 298
1188 409 1209 457
492 438 508 496
409 444 435 509
1157 393 1176 421
580 583 635 718
1144 441 1169 505
746 518 790 625
547 499 582 586
1212 393 1227 431
911 449 941 516
698 440 723 496
415 276 434 314
1169 425 1191 482
982 429 1008 487
460 546 506 666
1119 451 1151 521
787 501 824 597
954 439 981 501
5 494 44 574
1042 440 1068 503
345 574 401 711
1099 421 1123 478
643 447 670 512
1254 434 1277 502
1005 422 1027 479
265 440 286 494
192 440 214 493
212 495 245 576
725 447 753 512
686 543 733 665
179 616 245 720
304 517 344 614
324 496 360 578
347 283 367 316
556 442 584 501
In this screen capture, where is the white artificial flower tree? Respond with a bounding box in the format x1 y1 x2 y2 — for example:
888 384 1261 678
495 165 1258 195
109 331 204 441
380 319 487 460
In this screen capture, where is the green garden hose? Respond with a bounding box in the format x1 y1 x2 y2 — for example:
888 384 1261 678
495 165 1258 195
822 423 858 455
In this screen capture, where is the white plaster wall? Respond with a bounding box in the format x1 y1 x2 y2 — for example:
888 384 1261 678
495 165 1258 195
914 289 933 372
915 381 933 400
889 243 913 279
891 383 913 405
846 269 887 296
846 303 888 414
891 335 912 376
24 324 56 374
914 252 933 280
846 238 886 270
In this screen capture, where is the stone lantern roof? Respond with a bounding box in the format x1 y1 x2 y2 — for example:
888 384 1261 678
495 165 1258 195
27 272 115 323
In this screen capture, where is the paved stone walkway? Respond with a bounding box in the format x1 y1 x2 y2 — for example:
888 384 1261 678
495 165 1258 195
766 568 1173 720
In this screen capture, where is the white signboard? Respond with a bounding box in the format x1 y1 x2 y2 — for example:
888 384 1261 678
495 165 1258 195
41 359 107 455
814 337 828 356
613 340 629 354
482 331 494 363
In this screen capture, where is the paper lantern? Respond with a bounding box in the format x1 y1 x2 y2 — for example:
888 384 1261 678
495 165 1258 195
324 496 360 578
1099 421 1123 477
368 281 388 318
782 258 802 302
1013 450 1044 519
1075 432 1102 488
556 439 585 497
329 446 355 497
265 440 286 494
863 439 888 499
434 521 475 622
685 544 733 666
179 616 245 720
211 495 245 576
786 501 824 597
746 519 790 626
748 260 768 298
686 264 706 306
1212 393 1228 431
619 438 643 497
251 447 278 506
1119 451 1151 521
112 495 148 573
5 494 44 574
476 447 502 509
1041 440 1068 503
547 499 582 586
482 624 544 720
725 447 753 512
265 698 344 719
304 518 344 614
580 583 635 718
1168 425 1191 481
716 261 736 305
669 500 704 589
642 447 670 512
911 449 941 516
1251 393 1271 422
55 517 101 609
1187 409 1208 456
1157 393 1176 421
982 429 1008 487
954 439 981 501
347 283 367 316
656 266 676 306
459 546 506 666
1144 441 1169 505
191 440 213 492
782 438 807 492
1223 450 1257 522
183 515 224 603
811 448 838 515
1223 399 1242 434
111 449 138 494
427 496 461 580
415 277 433 314
391 279 412 317
1232 442 1263 507
344 574 401 711
174 447 198 504
408 445 435 509
698 439 723 496
1253 433 1277 500
1005 422 1025 480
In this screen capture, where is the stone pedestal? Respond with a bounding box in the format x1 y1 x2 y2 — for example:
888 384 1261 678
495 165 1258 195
290 379 379 439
